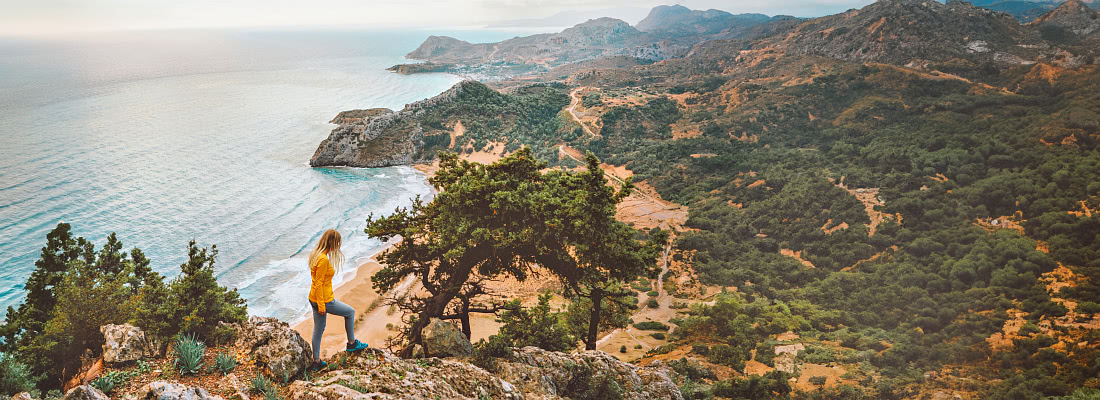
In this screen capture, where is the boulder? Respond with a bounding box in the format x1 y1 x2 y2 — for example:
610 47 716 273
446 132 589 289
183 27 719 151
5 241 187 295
100 324 154 365
421 318 473 357
62 385 108 400
228 317 312 380
139 382 224 400
12 393 34 400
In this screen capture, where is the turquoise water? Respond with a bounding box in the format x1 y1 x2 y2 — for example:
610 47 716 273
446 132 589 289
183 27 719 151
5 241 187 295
0 29 525 322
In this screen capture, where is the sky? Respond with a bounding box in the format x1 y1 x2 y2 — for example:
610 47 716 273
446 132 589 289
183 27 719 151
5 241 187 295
0 0 880 37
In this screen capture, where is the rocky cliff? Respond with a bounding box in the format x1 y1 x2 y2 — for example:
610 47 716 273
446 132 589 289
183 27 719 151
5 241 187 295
309 81 476 168
1029 0 1100 37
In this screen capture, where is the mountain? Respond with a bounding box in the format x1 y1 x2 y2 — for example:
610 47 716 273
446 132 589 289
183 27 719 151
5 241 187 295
1029 0 1100 36
767 0 1048 65
486 7 651 28
980 0 1061 22
635 4 772 35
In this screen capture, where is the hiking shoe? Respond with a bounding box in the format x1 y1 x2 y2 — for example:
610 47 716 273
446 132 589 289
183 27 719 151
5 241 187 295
346 339 369 352
312 360 328 371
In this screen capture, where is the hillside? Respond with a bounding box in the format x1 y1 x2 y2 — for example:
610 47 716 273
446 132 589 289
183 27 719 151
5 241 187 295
307 1 1100 399
635 5 772 36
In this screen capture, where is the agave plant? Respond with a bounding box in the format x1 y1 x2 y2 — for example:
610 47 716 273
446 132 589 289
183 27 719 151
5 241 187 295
214 352 237 374
173 334 206 375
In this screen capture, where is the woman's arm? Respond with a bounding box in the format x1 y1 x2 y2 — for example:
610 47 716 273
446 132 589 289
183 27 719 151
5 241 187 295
310 257 332 314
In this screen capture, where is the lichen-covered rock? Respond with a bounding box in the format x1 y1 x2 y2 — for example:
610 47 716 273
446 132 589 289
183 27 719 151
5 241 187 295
139 382 224 400
100 324 154 365
421 318 473 358
228 317 312 380
289 348 521 400
289 347 681 400
62 385 108 400
494 346 682 400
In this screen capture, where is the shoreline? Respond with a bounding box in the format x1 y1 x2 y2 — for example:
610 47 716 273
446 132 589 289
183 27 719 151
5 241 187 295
291 167 436 359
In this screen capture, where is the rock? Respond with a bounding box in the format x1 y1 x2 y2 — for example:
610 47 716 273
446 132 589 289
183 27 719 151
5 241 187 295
218 374 250 400
495 347 682 400
288 347 682 400
228 317 312 380
421 318 473 357
62 385 108 400
100 324 154 365
12 392 34 400
139 382 224 400
928 391 963 400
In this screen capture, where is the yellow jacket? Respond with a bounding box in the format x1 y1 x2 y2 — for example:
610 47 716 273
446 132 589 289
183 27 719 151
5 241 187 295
309 253 335 313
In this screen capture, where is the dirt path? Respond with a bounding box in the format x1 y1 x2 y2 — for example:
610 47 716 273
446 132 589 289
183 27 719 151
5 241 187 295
567 87 597 136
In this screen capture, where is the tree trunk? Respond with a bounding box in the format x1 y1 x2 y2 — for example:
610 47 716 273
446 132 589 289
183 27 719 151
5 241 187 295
460 297 472 340
401 263 474 357
585 289 603 350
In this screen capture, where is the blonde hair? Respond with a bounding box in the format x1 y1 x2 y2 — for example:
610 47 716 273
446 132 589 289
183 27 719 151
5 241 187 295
309 229 344 272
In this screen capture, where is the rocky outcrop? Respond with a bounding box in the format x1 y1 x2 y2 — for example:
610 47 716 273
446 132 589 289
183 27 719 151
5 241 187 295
421 318 474 357
228 317 312 380
100 324 154 366
287 347 682 400
310 80 478 168
139 382 224 400
62 385 108 400
329 108 392 125
12 393 34 400
386 63 456 75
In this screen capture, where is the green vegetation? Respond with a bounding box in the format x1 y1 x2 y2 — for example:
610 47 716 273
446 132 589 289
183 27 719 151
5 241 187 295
173 334 205 375
368 149 662 355
413 82 572 163
494 293 575 352
633 321 670 331
214 352 238 375
249 373 279 400
565 60 1100 398
0 353 34 396
0 224 246 391
90 370 137 394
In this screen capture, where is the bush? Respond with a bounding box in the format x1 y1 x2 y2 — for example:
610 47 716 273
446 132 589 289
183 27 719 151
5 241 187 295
668 358 717 381
472 334 513 372
173 334 205 375
496 293 575 351
647 299 660 308
691 344 710 356
0 354 35 396
214 352 237 375
634 321 670 331
619 345 627 353
647 290 659 297
652 332 667 340
563 364 624 400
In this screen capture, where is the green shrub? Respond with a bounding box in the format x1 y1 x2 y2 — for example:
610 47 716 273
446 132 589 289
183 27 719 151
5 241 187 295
691 344 710 356
668 358 717 381
173 334 205 375
496 293 575 351
472 334 513 372
633 321 670 331
652 332 666 340
647 299 659 308
646 290 659 297
90 370 136 394
619 345 627 353
214 352 237 375
634 344 643 349
0 354 35 395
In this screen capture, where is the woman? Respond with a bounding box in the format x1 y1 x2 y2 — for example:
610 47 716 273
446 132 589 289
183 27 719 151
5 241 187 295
308 229 368 369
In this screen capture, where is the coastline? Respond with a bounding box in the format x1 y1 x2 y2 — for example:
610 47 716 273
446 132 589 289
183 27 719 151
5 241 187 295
291 166 437 359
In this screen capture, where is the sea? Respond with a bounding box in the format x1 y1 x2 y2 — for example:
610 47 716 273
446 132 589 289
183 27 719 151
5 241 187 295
0 28 529 323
